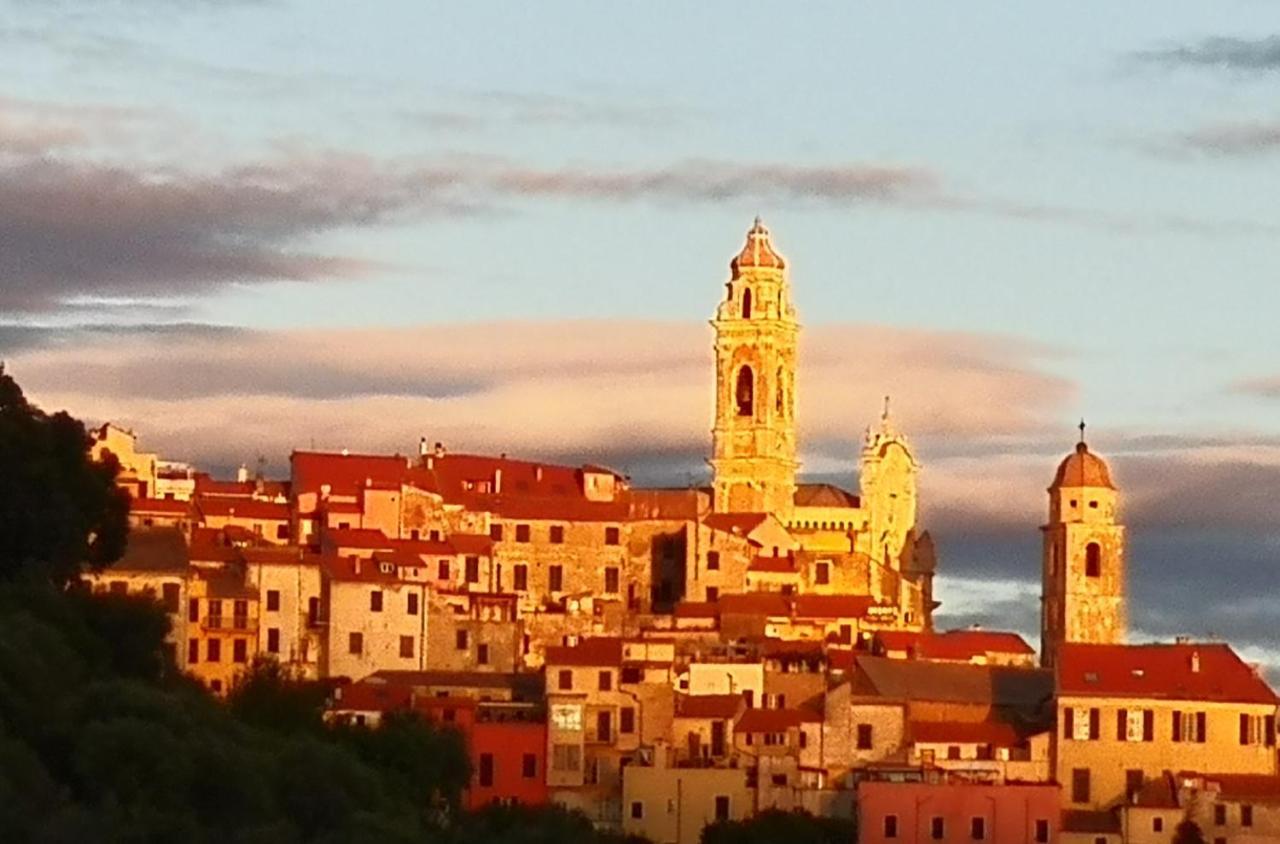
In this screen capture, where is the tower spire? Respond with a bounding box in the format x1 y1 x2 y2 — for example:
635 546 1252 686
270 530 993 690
1078 418 1087 446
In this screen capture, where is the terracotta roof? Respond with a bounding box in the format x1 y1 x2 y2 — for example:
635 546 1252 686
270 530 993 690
854 655 1053 708
675 694 743 719
408 453 628 520
129 497 191 516
734 707 808 733
674 601 719 619
322 554 409 584
110 527 190 573
1051 441 1115 490
748 555 797 574
1132 772 1179 809
291 451 410 499
729 217 786 277
1184 772 1280 803
241 546 321 566
1057 643 1279 704
876 629 1035 660
793 483 860 509
196 497 289 521
332 681 413 713
827 648 856 672
703 512 769 538
1062 810 1120 834
187 542 241 563
544 637 623 667
909 719 1024 747
718 592 790 617
322 500 363 514
792 594 874 619
324 527 393 549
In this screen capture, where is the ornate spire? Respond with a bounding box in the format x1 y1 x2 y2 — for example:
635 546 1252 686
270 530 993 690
730 216 786 278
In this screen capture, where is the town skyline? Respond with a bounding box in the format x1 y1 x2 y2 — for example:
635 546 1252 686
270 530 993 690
1 1 1277 677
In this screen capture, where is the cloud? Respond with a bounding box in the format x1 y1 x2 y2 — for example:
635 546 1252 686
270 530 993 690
1178 121 1280 156
1232 375 1280 399
405 90 702 133
1137 35 1280 71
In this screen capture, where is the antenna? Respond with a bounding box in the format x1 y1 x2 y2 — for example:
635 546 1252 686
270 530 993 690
1078 418 1087 445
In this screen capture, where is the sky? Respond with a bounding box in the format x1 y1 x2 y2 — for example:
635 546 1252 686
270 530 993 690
1 1 1277 671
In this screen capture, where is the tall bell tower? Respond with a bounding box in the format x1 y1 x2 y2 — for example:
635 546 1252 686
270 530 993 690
710 218 799 516
1040 425 1127 668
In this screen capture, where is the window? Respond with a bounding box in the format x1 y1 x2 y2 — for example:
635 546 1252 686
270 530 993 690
187 638 199 664
266 589 280 612
1035 819 1049 842
605 526 620 545
210 679 222 694
478 753 494 787
478 644 489 665
233 599 248 629
558 669 572 691
856 723 873 750
455 629 468 650
1071 768 1091 804
931 817 945 840
465 556 480 584
1173 710 1208 742
348 632 363 655
630 801 644 820
233 639 247 663
515 524 530 543
550 525 564 544
399 636 414 659
741 287 752 319
551 744 581 772
522 753 537 778
706 586 719 602
549 565 563 592
620 706 635 734
489 523 503 541
971 817 986 840
207 638 221 662
735 366 754 417
277 524 289 540
370 590 383 612
947 745 961 760
715 796 730 822
1085 542 1101 577
208 599 222 625
308 597 319 626
109 580 127 594
883 815 899 839
598 670 612 691
604 567 619 593
407 592 419 615
815 562 830 585
267 628 280 654
162 583 180 613
1214 804 1226 826
596 710 612 743
1153 817 1164 833
437 559 450 580
188 598 199 622
1125 769 1144 800
1243 804 1253 827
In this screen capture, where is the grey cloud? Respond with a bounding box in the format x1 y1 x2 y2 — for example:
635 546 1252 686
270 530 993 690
1181 121 1280 156
1137 35 1280 71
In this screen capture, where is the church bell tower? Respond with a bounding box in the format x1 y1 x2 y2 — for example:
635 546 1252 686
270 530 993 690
710 218 799 515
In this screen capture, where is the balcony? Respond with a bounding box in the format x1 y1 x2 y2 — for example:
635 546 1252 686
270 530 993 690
202 615 255 632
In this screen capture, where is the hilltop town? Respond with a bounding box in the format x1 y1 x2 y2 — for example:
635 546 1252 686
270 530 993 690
87 221 1279 843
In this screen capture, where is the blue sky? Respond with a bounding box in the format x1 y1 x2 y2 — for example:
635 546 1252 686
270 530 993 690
1 1 1277 666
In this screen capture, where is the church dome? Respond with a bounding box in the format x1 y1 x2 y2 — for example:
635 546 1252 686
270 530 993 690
730 217 786 278
1051 441 1115 490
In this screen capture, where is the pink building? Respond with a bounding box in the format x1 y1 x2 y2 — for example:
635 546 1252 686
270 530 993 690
858 780 1060 844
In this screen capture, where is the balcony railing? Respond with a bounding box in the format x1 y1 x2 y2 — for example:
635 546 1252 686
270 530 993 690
202 615 254 631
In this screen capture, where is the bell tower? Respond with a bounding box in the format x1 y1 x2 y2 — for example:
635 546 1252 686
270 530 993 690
710 218 799 515
1040 424 1127 668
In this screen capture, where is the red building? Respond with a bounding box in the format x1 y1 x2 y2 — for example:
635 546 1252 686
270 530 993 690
858 779 1060 844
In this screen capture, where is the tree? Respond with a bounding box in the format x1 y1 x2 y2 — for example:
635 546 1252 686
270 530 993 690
228 656 330 734
701 809 856 844
0 365 129 584
1172 819 1208 844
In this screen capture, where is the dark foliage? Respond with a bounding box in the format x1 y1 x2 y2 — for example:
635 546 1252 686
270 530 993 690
0 364 129 585
1172 819 1208 844
701 809 856 844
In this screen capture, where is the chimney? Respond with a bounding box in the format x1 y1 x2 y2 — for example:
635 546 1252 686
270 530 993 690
494 468 503 494
353 556 362 575
434 441 445 458
535 465 543 482
1191 651 1201 673
236 463 249 483
419 437 428 457
341 448 350 456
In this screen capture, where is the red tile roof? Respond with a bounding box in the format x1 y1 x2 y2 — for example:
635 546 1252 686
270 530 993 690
129 497 192 516
291 451 410 498
877 629 1035 661
674 601 719 619
748 556 797 574
1183 772 1280 802
445 533 493 556
544 637 623 667
322 554 411 584
718 592 790 617
792 594 875 619
324 527 394 549
241 546 322 566
675 694 743 719
1132 773 1179 809
909 719 1024 747
734 707 810 733
196 497 290 521
1058 643 1279 704
332 681 413 713
194 475 256 497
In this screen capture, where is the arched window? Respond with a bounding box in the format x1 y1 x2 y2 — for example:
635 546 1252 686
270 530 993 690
776 367 785 415
735 366 754 417
1085 542 1101 577
741 288 752 319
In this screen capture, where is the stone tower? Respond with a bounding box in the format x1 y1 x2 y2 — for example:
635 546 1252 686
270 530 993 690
1040 431 1126 668
710 218 799 516
860 398 919 570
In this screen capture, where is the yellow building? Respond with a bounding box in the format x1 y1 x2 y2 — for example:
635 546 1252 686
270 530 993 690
83 527 189 667
90 422 158 499
184 565 260 695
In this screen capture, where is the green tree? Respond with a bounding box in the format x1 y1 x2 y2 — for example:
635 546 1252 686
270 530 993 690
0 364 129 585
228 656 330 734
701 809 856 844
1172 819 1208 844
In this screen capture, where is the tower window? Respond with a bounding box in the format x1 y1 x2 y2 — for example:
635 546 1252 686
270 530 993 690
735 366 754 417
741 287 752 319
1085 542 1101 577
